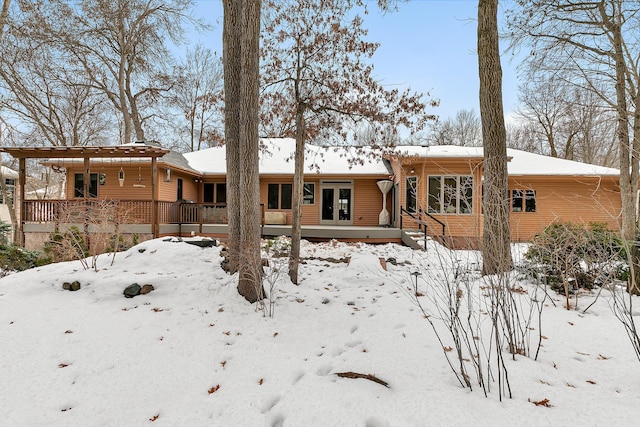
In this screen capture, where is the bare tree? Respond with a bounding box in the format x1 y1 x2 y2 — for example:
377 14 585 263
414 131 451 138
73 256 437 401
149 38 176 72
223 0 263 303
516 75 618 166
171 44 224 152
428 109 481 146
261 0 434 284
478 0 512 275
0 33 111 147
16 0 201 145
507 0 640 292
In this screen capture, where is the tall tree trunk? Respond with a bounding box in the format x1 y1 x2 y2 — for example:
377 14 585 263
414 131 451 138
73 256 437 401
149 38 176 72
601 5 640 294
288 108 305 284
478 0 512 275
236 0 263 303
222 0 241 275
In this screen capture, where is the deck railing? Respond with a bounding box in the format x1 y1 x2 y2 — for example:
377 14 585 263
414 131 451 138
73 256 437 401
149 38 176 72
22 199 263 229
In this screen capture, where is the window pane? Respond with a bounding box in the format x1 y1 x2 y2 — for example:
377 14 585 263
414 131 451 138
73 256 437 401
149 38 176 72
177 178 183 201
89 174 98 197
512 190 523 212
525 190 536 212
443 176 457 213
74 174 84 198
203 183 215 203
338 188 351 220
428 176 441 213
74 173 98 198
216 183 227 204
460 176 473 214
268 184 279 209
303 183 315 205
281 184 293 209
406 176 417 213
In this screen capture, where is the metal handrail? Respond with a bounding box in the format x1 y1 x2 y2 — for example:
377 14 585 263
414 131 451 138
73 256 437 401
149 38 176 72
400 206 446 246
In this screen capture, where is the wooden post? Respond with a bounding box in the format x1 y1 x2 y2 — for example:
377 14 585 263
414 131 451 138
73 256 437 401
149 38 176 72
17 158 26 246
151 157 158 238
83 157 90 250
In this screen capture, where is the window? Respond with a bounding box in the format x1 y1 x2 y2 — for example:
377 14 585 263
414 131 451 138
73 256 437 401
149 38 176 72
303 183 315 205
405 176 417 213
74 173 98 198
268 183 293 209
0 178 15 204
512 189 536 212
427 175 473 214
177 178 183 201
204 183 227 204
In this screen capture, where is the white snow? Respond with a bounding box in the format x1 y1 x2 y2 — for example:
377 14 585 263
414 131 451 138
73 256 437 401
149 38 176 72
392 145 620 176
184 138 390 176
1 237 639 426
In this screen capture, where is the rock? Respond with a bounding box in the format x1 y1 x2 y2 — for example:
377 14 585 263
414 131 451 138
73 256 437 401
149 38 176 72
185 238 217 248
123 284 141 298
62 281 81 291
140 284 155 295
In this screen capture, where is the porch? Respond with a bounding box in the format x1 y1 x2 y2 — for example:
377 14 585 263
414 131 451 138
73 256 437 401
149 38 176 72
20 199 406 248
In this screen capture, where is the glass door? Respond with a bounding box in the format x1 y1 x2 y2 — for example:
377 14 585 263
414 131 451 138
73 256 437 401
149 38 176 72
320 183 353 225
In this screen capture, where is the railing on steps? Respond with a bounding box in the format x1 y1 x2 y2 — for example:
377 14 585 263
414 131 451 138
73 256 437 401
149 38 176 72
400 206 446 248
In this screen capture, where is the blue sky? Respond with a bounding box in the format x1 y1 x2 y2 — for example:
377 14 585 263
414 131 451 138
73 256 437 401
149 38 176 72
191 0 521 121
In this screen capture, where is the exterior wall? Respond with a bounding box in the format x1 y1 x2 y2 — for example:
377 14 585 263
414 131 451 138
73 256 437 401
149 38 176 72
394 157 484 243
508 176 621 241
259 175 388 226
63 163 198 202
391 157 623 245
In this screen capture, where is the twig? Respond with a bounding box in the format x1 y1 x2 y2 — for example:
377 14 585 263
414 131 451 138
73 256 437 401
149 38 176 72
335 371 390 388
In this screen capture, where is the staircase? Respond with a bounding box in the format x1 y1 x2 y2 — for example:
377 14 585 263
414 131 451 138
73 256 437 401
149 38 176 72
400 206 446 251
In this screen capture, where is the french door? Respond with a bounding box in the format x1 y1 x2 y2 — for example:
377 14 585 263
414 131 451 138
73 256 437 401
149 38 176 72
320 182 353 225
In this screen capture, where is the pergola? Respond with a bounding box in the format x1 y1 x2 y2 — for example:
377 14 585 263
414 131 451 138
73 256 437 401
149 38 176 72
0 145 170 246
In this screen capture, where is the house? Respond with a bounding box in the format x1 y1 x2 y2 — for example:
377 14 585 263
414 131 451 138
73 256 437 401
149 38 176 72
0 140 626 251
390 145 621 248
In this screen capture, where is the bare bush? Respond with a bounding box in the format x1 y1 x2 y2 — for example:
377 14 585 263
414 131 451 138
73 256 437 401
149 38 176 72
45 200 135 271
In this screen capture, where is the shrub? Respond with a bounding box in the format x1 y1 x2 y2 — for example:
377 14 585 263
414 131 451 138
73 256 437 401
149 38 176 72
44 226 89 264
524 221 626 307
0 244 49 276
0 221 11 245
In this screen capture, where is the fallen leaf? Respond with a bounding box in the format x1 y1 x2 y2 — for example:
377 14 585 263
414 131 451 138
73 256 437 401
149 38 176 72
529 398 552 407
208 384 221 395
149 415 159 422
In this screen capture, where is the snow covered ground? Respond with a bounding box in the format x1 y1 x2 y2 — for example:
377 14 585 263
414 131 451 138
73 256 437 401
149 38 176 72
1 237 639 426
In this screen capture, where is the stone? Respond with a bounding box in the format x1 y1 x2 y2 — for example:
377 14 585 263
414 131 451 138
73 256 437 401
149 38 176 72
62 281 81 291
185 238 217 248
123 284 141 298
140 284 155 295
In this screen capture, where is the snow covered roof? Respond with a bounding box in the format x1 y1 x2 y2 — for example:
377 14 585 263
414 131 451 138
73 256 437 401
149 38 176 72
184 138 391 176
391 145 620 176
1 166 18 178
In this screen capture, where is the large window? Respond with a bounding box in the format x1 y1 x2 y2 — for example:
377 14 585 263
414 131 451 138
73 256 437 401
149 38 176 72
405 176 417 213
268 183 292 209
204 183 227 204
0 178 15 204
74 173 98 198
512 189 536 212
427 175 473 214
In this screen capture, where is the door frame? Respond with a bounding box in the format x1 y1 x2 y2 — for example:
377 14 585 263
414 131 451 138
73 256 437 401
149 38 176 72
319 180 354 225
